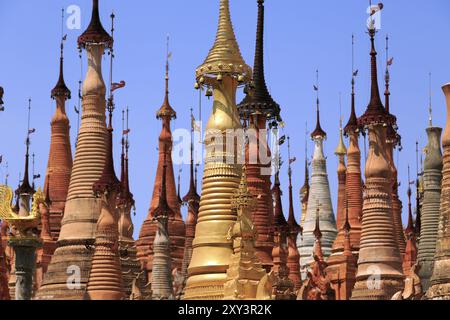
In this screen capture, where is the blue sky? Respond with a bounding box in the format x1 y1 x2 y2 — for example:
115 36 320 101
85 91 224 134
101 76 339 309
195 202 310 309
1 0 450 239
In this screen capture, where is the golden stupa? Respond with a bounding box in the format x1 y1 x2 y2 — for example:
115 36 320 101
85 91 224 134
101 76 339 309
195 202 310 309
183 0 252 300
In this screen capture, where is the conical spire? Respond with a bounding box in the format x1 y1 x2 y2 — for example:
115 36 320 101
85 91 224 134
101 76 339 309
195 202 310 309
78 0 113 49
17 99 34 196
287 137 300 231
345 36 359 135
157 37 176 119
183 117 200 203
92 107 120 195
406 167 415 235
195 0 251 83
51 36 71 100
358 25 395 127
118 109 134 206
311 71 326 139
272 171 287 228
238 0 280 121
154 148 174 218
335 118 347 156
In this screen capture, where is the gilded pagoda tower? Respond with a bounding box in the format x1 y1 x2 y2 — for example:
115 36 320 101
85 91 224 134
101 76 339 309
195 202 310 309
44 36 73 240
223 166 268 300
237 0 280 271
427 83 450 300
325 70 362 300
299 91 337 279
137 55 185 273
350 24 404 300
183 0 251 300
36 0 112 300
417 104 442 291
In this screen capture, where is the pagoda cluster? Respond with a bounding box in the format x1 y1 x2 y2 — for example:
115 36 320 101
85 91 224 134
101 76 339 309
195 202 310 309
1 0 450 301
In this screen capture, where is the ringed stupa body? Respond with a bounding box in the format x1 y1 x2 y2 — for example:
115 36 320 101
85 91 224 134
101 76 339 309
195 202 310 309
417 115 442 291
183 0 252 300
36 0 112 300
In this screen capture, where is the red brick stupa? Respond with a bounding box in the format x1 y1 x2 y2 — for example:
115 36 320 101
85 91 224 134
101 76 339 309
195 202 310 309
137 51 185 273
237 0 281 270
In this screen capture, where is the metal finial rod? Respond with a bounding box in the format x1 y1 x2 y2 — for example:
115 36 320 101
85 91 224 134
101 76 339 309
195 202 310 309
61 8 65 41
315 69 320 108
416 141 419 179
26 98 32 153
125 107 130 157
32 153 35 180
339 92 342 127
429 72 433 127
385 34 389 67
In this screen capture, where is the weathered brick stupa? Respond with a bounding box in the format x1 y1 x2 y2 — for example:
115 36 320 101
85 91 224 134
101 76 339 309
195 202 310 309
350 21 404 300
403 174 418 276
271 170 295 300
183 0 252 300
136 49 185 273
150 152 174 300
36 35 73 291
427 83 450 300
223 166 269 300
44 34 73 240
325 66 362 300
86 100 124 301
384 37 406 257
417 106 443 291
178 119 200 299
36 0 113 300
299 81 337 279
117 110 147 299
286 137 302 291
237 0 280 271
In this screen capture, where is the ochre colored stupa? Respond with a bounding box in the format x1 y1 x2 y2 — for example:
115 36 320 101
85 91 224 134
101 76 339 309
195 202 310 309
325 71 362 300
44 36 73 240
350 25 404 300
183 0 252 300
36 0 113 300
86 105 124 301
136 55 185 273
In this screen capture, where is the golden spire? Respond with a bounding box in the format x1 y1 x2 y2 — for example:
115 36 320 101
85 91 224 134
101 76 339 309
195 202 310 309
195 0 251 83
335 110 347 156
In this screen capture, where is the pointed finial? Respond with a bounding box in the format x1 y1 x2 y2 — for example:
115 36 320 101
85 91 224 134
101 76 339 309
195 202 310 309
52 9 71 100
311 70 326 139
335 93 347 156
345 34 359 135
157 36 176 119
17 99 34 196
384 34 391 114
406 165 415 235
313 204 322 240
428 72 433 127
